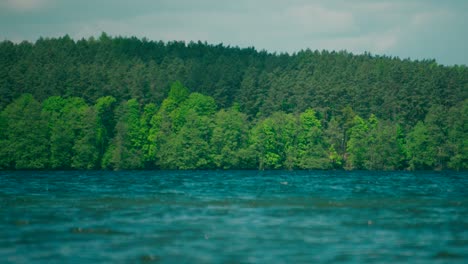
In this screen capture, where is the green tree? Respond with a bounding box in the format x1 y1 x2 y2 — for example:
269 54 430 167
140 103 158 167
157 92 217 169
71 106 100 169
42 96 88 169
325 106 357 162
0 94 48 169
346 115 368 170
102 99 145 170
251 112 297 169
163 110 214 169
147 81 190 166
94 96 117 166
211 105 251 169
423 105 450 169
406 121 437 170
296 108 330 169
446 101 467 170
365 120 406 170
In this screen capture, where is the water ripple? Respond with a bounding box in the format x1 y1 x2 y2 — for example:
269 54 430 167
1 170 467 263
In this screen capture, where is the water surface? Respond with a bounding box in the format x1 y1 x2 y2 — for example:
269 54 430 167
1 170 467 263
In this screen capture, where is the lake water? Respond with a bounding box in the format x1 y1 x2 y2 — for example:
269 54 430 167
1 170 467 263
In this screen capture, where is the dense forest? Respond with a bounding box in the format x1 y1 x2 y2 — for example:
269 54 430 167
0 34 466 170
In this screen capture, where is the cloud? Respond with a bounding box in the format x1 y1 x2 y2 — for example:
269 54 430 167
71 12 218 43
312 29 401 54
3 0 464 65
411 10 451 27
286 4 356 33
305 1 455 57
66 3 391 57
3 0 52 11
350 1 412 13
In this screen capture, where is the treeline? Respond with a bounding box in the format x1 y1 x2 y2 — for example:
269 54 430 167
0 34 467 127
0 34 466 170
0 83 466 170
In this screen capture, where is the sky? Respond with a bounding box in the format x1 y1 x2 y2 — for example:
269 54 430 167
1 0 467 65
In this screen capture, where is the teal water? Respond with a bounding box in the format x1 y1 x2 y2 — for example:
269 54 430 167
0 171 467 263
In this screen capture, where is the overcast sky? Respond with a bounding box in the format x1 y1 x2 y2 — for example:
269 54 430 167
1 0 467 65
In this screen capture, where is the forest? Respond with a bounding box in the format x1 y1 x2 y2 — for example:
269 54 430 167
0 34 466 170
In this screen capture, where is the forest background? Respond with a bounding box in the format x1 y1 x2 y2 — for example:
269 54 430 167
0 35 466 170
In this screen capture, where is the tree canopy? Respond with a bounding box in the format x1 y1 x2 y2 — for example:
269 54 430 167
0 35 466 170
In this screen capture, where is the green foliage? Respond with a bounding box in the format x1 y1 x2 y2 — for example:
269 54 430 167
102 99 145 170
446 100 467 170
95 96 117 165
0 94 48 169
168 81 189 104
365 121 406 170
0 87 465 170
423 105 450 169
156 111 213 169
71 107 100 169
406 122 437 170
140 103 158 166
1 35 465 127
211 107 251 169
346 115 369 170
42 96 88 169
172 92 217 131
345 114 407 170
251 112 297 169
296 109 330 169
0 33 466 171
162 110 214 169
155 88 217 169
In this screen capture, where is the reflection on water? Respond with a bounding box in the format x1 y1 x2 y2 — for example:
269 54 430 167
1 170 467 263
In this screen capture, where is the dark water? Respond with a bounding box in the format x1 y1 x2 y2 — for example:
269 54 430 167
1 171 467 263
